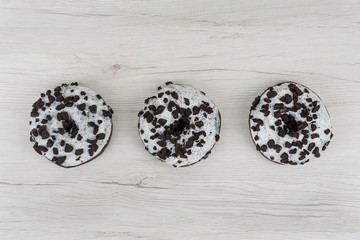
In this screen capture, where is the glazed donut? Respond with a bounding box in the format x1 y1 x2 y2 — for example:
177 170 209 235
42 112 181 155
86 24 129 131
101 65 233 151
249 82 333 165
138 82 221 167
29 82 114 168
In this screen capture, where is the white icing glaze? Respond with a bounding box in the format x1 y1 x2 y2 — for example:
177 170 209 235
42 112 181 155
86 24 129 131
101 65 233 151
249 82 332 165
138 83 221 167
30 84 113 167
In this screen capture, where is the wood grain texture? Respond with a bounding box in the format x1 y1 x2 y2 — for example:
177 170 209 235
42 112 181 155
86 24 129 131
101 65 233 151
0 0 360 239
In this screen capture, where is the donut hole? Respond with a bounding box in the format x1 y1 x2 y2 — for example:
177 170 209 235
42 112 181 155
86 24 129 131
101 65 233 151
282 114 304 133
173 116 189 135
62 119 79 137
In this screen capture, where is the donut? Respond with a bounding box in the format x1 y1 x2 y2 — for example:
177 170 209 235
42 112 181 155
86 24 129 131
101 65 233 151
29 82 114 168
138 82 221 167
249 82 333 165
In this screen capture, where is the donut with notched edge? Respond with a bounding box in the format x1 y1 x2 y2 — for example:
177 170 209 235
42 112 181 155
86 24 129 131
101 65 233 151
29 82 114 168
249 82 333 165
138 82 221 167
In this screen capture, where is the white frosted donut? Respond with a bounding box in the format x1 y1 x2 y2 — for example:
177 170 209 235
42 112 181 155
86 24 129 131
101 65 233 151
29 82 113 168
249 82 333 165
138 82 221 167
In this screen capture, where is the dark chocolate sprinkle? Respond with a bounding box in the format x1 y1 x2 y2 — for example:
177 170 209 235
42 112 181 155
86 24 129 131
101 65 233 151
192 106 200 115
313 147 320 158
149 105 156 111
46 139 54 148
251 96 260 111
102 110 112 118
285 141 292 148
154 106 165 115
87 139 97 144
77 103 86 111
184 98 190 105
274 145 282 153
89 105 97 113
31 128 38 137
93 125 99 135
308 142 315 151
289 148 297 154
195 121 204 128
64 144 74 153
89 144 98 153
264 98 271 103
52 156 66 165
215 135 220 142
74 149 83 156
55 104 65 111
53 148 58 155
267 140 275 148
185 139 194 148
297 122 308 131
158 119 167 126
77 134 83 141
57 112 69 121
311 133 319 139
267 90 277 98
274 111 282 118
157 140 166 147
260 145 267 152
274 103 284 110
88 149 94 156
96 133 106 140
38 126 50 139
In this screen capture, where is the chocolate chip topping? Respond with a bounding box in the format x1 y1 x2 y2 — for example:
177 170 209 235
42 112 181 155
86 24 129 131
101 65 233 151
75 149 83 155
267 90 277 98
171 92 179 100
184 98 190 105
46 139 54 148
64 144 74 153
96 133 106 140
77 103 85 111
154 106 165 115
157 119 167 126
52 156 66 165
89 105 97 113
53 148 58 154
267 139 275 148
57 112 69 121
102 110 112 118
38 126 50 139
215 135 220 142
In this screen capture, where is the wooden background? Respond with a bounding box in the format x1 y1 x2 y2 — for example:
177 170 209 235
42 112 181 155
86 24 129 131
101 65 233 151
0 0 359 239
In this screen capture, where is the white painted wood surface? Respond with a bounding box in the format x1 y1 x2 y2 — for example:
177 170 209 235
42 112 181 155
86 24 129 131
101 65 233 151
0 0 360 239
